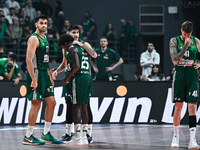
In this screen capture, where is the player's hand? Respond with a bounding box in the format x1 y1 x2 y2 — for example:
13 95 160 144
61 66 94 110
185 37 192 46
105 67 113 72
193 63 200 70
50 78 55 87
93 67 99 73
50 67 57 75
73 40 83 47
31 79 37 90
13 78 20 86
52 70 57 80
62 77 69 84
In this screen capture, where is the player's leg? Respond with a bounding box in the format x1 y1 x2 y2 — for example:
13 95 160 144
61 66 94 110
187 70 199 149
23 70 45 145
40 71 62 144
87 102 93 143
188 103 199 149
40 96 62 144
73 104 83 145
81 103 89 144
61 98 74 142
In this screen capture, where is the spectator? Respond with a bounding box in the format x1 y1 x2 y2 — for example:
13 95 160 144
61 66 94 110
18 7 30 27
78 24 84 40
19 0 27 8
0 53 22 85
0 1 9 17
20 23 32 48
14 6 20 17
134 64 142 81
81 11 95 41
54 0 62 18
0 10 9 26
60 19 70 35
91 37 124 81
55 10 65 35
5 0 20 9
0 14 13 53
119 18 129 57
140 42 160 78
102 22 116 42
25 0 36 23
34 0 53 17
8 17 22 52
141 64 165 81
165 67 175 81
6 7 16 25
126 19 138 43
46 17 59 58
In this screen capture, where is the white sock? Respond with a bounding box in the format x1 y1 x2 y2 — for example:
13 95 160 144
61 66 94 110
26 125 34 138
173 125 179 137
88 124 93 137
82 124 88 138
66 124 72 136
189 127 196 140
71 122 75 134
44 121 51 135
74 124 81 138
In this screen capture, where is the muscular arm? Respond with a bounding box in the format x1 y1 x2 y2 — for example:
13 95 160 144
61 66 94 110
73 40 97 58
169 37 189 65
26 36 39 89
195 37 200 52
55 49 67 73
82 42 97 58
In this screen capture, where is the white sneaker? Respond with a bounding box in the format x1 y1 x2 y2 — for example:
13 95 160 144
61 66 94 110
188 138 200 149
74 137 83 145
171 135 179 148
82 131 88 145
73 132 83 145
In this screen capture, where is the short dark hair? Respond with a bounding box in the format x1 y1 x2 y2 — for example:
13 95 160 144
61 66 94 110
58 34 74 46
35 14 48 23
67 25 80 32
182 21 193 33
8 54 17 61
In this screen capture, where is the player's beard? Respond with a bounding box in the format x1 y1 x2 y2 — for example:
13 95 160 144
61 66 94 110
38 27 46 32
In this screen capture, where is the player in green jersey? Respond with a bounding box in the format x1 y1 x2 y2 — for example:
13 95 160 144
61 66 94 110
57 33 95 145
170 21 200 149
23 14 62 146
52 25 97 144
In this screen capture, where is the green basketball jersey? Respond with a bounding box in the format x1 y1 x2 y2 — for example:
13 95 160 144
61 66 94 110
64 41 85 76
175 35 197 69
74 42 90 75
31 33 49 70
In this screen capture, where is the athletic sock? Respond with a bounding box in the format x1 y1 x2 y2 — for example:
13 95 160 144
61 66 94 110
43 121 51 135
173 125 179 137
26 125 34 138
88 124 93 137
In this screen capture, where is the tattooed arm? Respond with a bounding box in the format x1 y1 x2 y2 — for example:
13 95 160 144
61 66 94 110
195 37 200 52
73 40 97 58
169 37 191 65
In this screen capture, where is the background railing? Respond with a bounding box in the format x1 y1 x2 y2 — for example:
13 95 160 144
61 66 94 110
0 37 136 64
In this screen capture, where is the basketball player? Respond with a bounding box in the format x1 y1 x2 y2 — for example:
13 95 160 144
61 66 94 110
22 14 62 145
52 25 97 144
170 21 200 149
